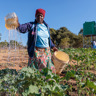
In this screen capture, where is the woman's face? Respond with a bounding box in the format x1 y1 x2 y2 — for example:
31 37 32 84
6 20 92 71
36 13 44 24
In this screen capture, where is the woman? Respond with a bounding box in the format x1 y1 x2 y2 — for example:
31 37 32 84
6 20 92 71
17 8 58 73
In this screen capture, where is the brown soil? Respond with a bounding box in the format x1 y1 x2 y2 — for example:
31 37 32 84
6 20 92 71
0 49 96 74
0 49 28 71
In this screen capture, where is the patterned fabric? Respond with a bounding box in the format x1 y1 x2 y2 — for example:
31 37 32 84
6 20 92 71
28 47 56 73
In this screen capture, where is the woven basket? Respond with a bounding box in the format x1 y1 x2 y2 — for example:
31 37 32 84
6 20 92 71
52 51 69 74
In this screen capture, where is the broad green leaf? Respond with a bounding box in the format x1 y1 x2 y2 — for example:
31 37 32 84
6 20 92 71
28 85 39 94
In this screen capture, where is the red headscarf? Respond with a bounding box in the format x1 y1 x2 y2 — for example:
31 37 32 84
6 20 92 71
35 8 46 18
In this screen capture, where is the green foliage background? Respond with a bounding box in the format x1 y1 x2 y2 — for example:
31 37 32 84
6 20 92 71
50 27 83 48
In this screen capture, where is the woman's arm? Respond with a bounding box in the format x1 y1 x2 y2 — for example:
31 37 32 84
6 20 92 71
50 40 58 52
16 22 33 33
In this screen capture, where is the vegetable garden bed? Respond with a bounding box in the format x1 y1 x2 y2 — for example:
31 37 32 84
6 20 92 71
0 48 96 96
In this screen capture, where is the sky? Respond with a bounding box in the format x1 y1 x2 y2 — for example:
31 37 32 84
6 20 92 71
0 0 96 46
